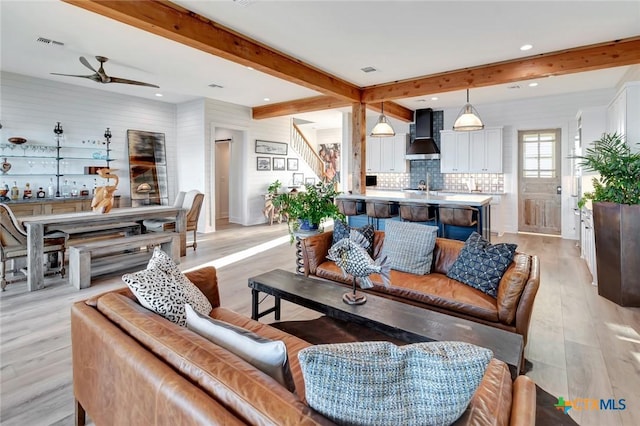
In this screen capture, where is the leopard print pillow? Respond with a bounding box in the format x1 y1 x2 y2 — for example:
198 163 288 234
147 247 213 316
123 268 189 326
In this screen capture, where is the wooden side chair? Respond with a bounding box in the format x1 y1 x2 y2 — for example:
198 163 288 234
143 190 205 251
0 203 68 291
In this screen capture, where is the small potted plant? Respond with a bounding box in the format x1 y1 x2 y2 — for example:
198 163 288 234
274 182 344 240
577 132 640 306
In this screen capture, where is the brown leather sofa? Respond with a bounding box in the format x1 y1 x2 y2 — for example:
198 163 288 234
302 232 540 352
72 266 536 425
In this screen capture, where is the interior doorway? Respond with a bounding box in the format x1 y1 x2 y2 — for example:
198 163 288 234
518 129 562 235
215 138 230 220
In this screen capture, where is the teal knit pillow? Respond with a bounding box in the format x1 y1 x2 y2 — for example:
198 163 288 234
298 341 492 426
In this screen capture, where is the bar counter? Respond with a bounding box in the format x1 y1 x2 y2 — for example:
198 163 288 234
336 190 492 240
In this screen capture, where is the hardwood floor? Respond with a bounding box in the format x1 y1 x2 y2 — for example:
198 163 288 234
1 225 638 425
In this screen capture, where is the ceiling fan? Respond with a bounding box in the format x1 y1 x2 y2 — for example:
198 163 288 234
51 56 159 88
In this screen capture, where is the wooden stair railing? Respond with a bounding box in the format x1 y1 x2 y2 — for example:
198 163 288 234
291 121 324 180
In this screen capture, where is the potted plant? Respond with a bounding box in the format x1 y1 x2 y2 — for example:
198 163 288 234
274 182 344 240
578 132 640 306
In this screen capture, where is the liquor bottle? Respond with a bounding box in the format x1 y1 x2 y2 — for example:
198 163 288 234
11 181 19 200
62 180 70 198
71 181 79 197
48 178 55 198
80 184 89 197
23 182 32 199
37 187 46 198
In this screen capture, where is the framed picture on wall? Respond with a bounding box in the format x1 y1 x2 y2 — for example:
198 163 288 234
255 140 288 156
287 158 298 171
273 157 286 171
292 173 304 186
305 177 316 185
257 156 271 171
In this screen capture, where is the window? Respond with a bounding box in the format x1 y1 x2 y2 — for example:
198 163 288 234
521 131 557 178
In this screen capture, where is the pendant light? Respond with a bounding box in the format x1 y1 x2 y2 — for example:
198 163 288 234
370 102 395 137
453 89 484 131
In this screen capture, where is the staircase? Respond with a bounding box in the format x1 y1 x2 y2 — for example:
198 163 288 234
290 121 324 180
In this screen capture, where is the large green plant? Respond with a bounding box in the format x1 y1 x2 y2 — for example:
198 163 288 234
578 133 640 207
274 182 344 236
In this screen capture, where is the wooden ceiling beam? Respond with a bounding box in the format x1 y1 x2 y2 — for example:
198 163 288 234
362 36 640 103
253 97 413 122
63 0 361 102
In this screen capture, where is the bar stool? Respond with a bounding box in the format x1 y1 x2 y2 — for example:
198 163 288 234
399 203 437 224
365 200 395 230
438 204 480 239
336 199 359 216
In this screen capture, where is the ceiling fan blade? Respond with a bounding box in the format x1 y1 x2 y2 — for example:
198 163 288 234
51 72 102 83
108 76 160 88
79 56 98 73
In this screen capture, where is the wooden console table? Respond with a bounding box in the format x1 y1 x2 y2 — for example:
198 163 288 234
249 269 523 378
21 206 185 291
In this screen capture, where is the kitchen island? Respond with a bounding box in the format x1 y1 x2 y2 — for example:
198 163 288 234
336 190 492 240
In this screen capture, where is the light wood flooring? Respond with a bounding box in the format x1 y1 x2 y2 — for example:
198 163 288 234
1 223 638 425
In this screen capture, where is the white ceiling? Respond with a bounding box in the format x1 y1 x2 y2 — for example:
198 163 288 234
1 0 639 128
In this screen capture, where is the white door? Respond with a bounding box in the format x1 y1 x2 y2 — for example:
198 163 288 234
215 140 230 219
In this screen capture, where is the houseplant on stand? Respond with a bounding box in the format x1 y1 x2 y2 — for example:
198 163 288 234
578 133 640 306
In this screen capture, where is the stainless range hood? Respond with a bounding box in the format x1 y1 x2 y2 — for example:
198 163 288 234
406 108 440 160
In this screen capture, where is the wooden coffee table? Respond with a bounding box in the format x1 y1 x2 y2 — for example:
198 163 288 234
248 269 524 377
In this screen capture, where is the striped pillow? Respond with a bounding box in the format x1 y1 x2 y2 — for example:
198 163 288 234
382 221 438 274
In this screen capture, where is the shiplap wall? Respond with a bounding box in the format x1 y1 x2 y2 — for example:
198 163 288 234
0 71 177 204
442 88 615 239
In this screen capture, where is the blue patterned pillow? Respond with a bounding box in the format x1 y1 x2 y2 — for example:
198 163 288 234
447 232 517 298
298 341 492 426
382 221 438 274
332 220 375 256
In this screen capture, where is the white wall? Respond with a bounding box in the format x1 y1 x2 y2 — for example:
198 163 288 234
0 71 177 204
442 88 615 239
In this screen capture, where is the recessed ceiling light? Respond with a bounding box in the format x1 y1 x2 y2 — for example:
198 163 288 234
528 82 539 87
263 97 270 102
247 66 254 70
520 44 533 51
431 97 439 101
155 93 163 97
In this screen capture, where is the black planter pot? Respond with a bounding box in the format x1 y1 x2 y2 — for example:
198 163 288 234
593 202 640 307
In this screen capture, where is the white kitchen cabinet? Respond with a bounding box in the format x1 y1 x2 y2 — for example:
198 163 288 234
577 107 606 175
366 134 407 173
442 128 502 173
607 82 640 153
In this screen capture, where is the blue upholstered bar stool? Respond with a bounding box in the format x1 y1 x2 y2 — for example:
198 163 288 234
365 200 395 230
438 204 480 239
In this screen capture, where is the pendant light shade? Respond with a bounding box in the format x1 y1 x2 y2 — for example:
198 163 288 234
453 89 484 132
370 102 395 137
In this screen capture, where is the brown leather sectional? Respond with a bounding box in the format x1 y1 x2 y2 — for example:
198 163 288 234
72 266 536 425
301 232 540 351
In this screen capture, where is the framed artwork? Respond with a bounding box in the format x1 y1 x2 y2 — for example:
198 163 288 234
255 140 288 156
318 142 341 184
273 157 286 171
287 158 298 171
257 156 271 171
127 129 168 207
292 173 304 186
305 177 316 185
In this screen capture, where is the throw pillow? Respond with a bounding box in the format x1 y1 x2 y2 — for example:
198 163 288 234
332 220 375 256
147 247 212 316
185 304 296 392
122 268 189 326
381 221 438 274
298 341 492 426
447 232 517 298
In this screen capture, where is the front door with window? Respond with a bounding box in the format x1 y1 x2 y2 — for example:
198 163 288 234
518 129 562 235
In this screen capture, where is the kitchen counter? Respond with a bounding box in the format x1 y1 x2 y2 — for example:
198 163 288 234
337 190 492 206
336 190 492 240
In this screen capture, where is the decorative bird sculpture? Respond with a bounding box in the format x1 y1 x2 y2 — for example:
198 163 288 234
91 168 119 213
328 230 391 304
